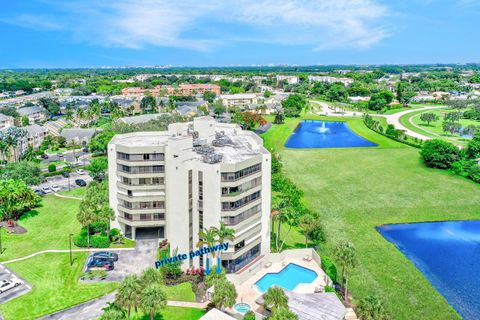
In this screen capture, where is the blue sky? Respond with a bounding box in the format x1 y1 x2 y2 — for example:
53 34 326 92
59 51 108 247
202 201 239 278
0 0 479 68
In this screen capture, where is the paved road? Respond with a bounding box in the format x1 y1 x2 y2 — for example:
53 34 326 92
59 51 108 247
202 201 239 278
310 100 361 117
36 172 92 193
39 293 116 320
379 106 444 141
40 151 91 171
0 265 31 305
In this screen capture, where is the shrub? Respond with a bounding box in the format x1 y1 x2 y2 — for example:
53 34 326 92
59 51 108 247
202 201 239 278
420 139 460 169
243 311 256 320
48 164 56 172
321 256 338 283
357 295 390 320
90 235 111 248
73 233 88 247
88 221 108 234
466 162 480 183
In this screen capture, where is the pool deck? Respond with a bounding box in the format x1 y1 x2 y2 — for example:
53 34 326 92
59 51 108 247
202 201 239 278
227 249 330 315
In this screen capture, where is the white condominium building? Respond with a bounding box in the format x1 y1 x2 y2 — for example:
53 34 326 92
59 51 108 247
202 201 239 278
108 117 271 272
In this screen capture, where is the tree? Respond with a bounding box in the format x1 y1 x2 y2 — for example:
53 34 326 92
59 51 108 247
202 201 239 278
1 161 42 186
100 303 127 320
465 132 480 159
39 97 60 115
269 307 298 320
76 107 86 123
264 90 272 98
89 131 115 155
140 96 157 114
274 109 285 124
232 112 267 130
87 157 108 180
197 226 219 265
216 222 235 262
326 83 349 102
333 240 357 300
0 179 40 220
140 284 167 320
263 286 288 311
203 91 216 103
444 112 462 123
212 278 237 310
420 139 460 169
442 121 462 136
65 107 74 122
281 95 306 117
140 267 163 287
0 127 27 161
21 115 29 126
357 295 390 320
115 275 141 320
419 112 439 125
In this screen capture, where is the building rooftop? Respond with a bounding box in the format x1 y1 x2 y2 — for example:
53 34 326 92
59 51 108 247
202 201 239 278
119 113 169 125
286 292 346 320
17 105 45 115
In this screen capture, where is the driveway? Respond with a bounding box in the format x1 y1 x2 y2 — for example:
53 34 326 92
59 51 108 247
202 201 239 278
39 293 116 320
0 264 31 305
40 151 91 171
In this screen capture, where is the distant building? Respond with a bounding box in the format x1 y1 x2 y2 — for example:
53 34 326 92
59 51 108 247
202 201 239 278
24 124 48 149
118 113 169 125
276 75 299 85
0 113 14 129
60 128 96 146
220 93 259 108
17 105 47 123
45 119 69 136
308 76 353 87
121 84 221 97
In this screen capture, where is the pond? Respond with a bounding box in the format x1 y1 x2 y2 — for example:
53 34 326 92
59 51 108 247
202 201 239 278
284 120 377 148
377 220 480 320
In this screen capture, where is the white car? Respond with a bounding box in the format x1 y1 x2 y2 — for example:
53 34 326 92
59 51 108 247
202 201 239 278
0 278 22 294
42 186 52 194
50 185 61 192
76 169 85 175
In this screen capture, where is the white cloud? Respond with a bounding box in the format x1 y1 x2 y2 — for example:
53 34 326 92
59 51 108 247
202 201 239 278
1 0 390 51
0 14 61 31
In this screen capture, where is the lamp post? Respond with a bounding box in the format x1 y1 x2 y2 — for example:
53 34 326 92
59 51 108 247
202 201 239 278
69 233 74 266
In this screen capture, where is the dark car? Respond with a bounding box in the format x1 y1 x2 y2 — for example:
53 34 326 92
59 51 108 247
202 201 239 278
86 258 114 271
62 171 70 178
40 154 49 159
75 179 87 187
82 147 89 153
34 189 46 196
91 252 119 262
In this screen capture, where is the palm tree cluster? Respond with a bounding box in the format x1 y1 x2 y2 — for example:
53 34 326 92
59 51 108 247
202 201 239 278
333 240 357 301
101 268 166 320
197 221 235 271
263 286 298 319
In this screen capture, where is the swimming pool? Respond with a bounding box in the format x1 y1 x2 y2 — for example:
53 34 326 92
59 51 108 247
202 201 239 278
378 221 480 320
284 120 377 148
255 263 318 293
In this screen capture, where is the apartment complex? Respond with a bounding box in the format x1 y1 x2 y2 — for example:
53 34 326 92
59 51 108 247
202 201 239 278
121 84 221 97
220 93 259 108
108 117 271 272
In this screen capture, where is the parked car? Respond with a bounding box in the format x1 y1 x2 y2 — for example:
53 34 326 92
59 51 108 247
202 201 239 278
76 169 85 175
42 186 52 194
50 185 61 192
0 278 23 294
75 179 87 187
82 147 89 153
40 154 48 159
91 252 119 262
34 189 46 196
57 153 63 157
62 171 70 178
86 258 114 271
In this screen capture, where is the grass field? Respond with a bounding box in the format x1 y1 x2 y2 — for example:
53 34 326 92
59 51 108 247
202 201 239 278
398 108 474 146
164 282 196 302
0 252 118 320
262 113 480 319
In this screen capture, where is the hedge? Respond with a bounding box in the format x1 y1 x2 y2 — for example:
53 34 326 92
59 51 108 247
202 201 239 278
74 234 110 248
321 256 338 283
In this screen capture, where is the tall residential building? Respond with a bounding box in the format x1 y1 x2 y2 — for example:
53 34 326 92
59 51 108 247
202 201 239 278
108 117 271 272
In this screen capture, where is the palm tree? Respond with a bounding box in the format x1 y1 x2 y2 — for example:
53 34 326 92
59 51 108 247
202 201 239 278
140 267 163 287
76 107 86 125
212 278 237 311
115 274 141 320
197 226 219 267
270 307 298 320
263 286 288 311
333 240 357 301
100 302 126 320
76 205 96 248
357 295 390 320
216 222 235 264
140 284 167 320
298 211 316 248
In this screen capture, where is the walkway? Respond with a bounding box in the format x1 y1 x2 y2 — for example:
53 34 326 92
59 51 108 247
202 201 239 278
378 106 444 141
52 193 83 200
310 100 360 117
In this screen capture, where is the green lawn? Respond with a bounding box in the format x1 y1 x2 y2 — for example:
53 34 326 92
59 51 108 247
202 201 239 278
58 187 87 198
0 252 118 320
398 108 475 146
130 306 205 320
164 282 196 302
262 114 480 319
0 191 83 262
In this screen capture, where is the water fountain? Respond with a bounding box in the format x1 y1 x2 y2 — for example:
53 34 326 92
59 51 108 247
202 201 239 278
317 121 329 133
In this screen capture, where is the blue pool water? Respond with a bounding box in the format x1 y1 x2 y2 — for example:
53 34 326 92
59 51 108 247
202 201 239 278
255 263 318 293
378 221 480 320
285 120 377 148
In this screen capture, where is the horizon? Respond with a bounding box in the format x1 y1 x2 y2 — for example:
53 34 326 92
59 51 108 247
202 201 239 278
1 1 480 68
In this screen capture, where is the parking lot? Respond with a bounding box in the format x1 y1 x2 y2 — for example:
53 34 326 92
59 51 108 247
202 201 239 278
36 172 93 194
81 239 158 282
0 264 31 305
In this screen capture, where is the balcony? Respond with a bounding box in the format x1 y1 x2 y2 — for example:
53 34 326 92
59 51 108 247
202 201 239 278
116 181 165 191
